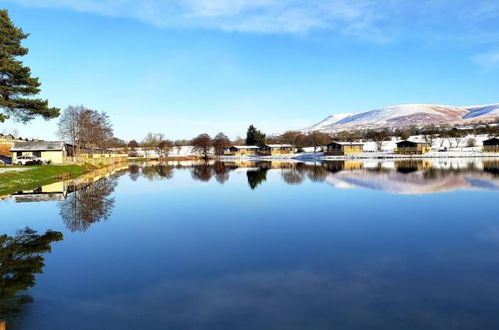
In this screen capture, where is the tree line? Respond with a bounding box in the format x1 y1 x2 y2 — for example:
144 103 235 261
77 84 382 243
122 120 499 158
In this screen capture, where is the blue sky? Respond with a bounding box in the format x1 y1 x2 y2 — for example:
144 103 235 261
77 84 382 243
1 0 499 141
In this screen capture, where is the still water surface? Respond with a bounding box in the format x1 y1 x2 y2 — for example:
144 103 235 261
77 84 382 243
1 159 499 329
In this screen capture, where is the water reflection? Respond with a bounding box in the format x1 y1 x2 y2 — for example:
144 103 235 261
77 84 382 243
247 167 268 190
4 159 499 209
59 177 118 232
0 228 63 326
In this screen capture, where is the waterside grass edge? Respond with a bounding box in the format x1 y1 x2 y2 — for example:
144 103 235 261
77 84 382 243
0 164 88 196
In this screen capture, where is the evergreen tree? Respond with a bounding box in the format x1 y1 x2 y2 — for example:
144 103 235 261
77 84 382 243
246 125 266 147
0 10 59 123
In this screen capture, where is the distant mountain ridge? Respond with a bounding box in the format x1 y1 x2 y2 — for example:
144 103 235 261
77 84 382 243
302 103 499 133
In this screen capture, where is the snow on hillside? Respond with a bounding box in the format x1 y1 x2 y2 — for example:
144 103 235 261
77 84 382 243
303 103 499 133
303 113 353 131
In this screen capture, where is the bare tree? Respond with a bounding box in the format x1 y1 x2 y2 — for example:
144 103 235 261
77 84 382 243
212 132 231 156
466 137 477 147
423 134 436 147
57 105 82 157
128 140 139 157
366 130 389 151
57 105 114 155
158 139 173 158
307 131 332 152
142 133 159 158
191 133 212 158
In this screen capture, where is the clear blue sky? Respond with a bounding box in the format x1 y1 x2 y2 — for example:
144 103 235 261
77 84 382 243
1 0 499 141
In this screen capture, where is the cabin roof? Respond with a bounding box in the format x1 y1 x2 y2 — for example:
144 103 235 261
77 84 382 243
231 145 260 149
483 137 499 145
395 140 429 146
327 141 364 146
265 144 293 148
0 133 15 139
10 141 66 152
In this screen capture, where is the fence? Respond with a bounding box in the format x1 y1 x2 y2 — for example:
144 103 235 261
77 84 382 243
64 153 129 166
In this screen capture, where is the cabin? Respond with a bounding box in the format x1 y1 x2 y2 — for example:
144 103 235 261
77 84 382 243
482 138 499 153
0 133 16 142
323 160 363 172
394 140 431 155
225 146 260 156
325 142 364 155
395 160 432 173
10 141 75 164
258 144 294 156
11 181 68 202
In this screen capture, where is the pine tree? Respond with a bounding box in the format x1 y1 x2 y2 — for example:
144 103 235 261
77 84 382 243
0 9 59 123
246 125 266 147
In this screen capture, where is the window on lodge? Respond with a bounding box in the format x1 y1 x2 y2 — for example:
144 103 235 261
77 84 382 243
33 151 41 157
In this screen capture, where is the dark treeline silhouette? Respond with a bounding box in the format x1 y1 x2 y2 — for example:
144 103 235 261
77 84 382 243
0 228 63 326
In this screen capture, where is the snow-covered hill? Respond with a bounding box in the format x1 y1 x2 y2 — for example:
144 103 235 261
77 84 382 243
303 103 499 133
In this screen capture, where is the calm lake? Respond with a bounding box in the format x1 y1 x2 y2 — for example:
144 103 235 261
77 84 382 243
1 159 499 329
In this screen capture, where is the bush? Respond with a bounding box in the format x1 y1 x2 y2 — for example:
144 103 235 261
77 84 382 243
466 138 477 147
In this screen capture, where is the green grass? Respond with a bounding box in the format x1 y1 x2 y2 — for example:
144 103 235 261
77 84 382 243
0 165 86 196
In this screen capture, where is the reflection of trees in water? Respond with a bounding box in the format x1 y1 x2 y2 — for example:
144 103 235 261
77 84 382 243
59 178 118 232
247 168 268 190
190 163 214 182
306 164 328 182
213 161 230 184
138 164 175 181
129 164 141 181
0 228 63 325
281 167 305 185
131 160 499 190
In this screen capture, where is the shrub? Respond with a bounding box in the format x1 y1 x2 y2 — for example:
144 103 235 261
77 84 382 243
466 138 477 147
0 144 12 157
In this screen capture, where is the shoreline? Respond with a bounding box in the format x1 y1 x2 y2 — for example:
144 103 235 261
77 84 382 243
219 151 499 161
0 164 87 196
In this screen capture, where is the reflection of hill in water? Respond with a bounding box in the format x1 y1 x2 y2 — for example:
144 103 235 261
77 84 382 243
135 159 499 194
325 160 499 194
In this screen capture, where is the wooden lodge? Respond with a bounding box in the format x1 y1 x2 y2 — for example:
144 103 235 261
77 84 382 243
394 140 431 155
323 160 363 172
225 146 259 156
395 160 432 173
482 138 499 153
10 141 75 164
258 144 294 156
325 142 364 155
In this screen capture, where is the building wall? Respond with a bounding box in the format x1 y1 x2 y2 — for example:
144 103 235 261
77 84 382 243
225 150 258 156
12 151 65 164
394 145 431 155
259 148 294 156
483 146 499 153
326 145 363 155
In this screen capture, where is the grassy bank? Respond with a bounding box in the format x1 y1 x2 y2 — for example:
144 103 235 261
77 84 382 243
0 165 86 196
